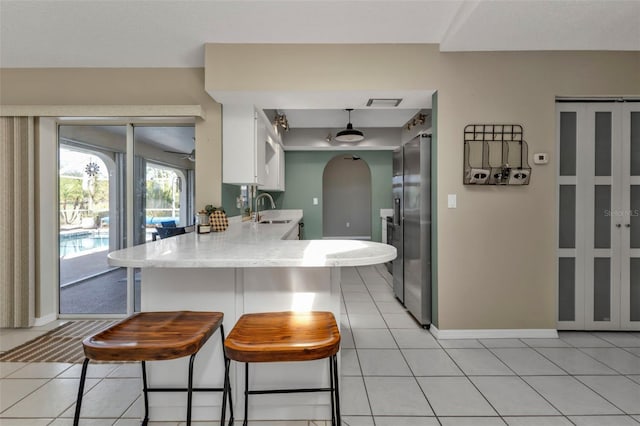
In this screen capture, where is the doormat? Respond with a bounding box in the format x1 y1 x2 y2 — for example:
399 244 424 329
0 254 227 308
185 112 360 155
0 320 117 363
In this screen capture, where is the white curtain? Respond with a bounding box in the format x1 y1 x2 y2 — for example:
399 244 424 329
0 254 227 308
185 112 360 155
0 117 35 328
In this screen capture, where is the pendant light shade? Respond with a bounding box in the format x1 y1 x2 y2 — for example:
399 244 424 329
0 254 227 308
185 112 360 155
335 109 364 143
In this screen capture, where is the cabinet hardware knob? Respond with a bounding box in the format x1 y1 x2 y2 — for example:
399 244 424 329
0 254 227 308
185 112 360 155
625 223 631 228
616 224 622 228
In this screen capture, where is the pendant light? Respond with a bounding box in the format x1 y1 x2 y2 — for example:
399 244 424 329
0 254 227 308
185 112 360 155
335 108 364 143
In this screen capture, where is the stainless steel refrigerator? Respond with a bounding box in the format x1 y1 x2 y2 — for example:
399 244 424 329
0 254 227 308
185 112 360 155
391 134 432 327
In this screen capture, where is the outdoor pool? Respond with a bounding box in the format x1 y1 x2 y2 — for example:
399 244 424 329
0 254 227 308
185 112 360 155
60 231 109 257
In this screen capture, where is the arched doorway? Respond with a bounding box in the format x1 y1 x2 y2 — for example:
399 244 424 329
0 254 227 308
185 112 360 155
322 154 372 239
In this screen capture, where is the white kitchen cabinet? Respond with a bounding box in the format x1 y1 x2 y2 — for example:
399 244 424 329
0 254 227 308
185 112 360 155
223 104 273 185
262 138 285 191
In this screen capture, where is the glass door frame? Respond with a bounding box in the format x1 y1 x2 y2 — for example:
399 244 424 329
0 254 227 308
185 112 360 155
56 117 196 319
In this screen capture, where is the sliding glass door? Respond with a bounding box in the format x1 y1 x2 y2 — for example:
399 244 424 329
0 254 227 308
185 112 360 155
58 125 128 315
58 122 195 317
131 125 195 312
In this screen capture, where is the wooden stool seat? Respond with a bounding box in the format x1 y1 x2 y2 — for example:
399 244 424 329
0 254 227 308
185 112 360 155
83 311 224 361
225 311 341 426
74 311 232 426
225 311 340 363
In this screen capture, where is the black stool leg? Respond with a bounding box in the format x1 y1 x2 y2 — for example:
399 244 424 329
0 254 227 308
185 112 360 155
329 357 336 426
73 358 90 426
187 353 197 425
223 357 235 425
141 361 150 425
243 363 249 426
332 355 341 426
219 324 234 425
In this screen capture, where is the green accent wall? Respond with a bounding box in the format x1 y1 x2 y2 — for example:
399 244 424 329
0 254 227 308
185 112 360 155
223 184 285 218
221 183 242 217
281 151 392 241
431 91 439 328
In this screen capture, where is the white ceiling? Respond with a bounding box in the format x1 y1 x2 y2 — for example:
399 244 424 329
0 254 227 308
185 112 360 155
1 0 637 131
1 0 637 69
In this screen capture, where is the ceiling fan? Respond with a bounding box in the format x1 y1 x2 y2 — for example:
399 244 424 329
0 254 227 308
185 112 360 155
164 149 195 162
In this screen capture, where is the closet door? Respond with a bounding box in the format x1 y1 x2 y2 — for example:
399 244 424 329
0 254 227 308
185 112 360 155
557 101 640 331
621 104 640 329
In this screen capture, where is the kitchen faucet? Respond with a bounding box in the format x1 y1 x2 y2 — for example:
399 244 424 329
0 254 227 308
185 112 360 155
253 193 276 222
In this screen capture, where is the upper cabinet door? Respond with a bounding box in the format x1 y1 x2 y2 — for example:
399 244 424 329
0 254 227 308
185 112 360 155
254 110 268 185
262 140 285 191
223 103 285 189
223 104 260 185
223 105 275 185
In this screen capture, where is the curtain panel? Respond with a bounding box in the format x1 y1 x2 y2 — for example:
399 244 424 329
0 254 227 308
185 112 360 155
0 117 35 328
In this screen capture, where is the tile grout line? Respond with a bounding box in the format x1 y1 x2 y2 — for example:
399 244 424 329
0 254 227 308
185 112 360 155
354 265 441 425
482 345 579 424
343 266 376 423
2 265 640 425
362 265 605 424
506 334 640 422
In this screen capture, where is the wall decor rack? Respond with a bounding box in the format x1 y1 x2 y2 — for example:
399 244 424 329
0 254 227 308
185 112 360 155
463 124 531 185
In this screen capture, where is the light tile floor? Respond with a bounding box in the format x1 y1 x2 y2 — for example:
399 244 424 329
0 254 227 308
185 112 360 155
1 265 640 425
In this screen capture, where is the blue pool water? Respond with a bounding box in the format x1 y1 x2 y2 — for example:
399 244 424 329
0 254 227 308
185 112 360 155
60 232 109 257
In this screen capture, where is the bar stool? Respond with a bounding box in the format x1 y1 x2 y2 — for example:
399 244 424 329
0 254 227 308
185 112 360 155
73 311 233 426
224 311 341 426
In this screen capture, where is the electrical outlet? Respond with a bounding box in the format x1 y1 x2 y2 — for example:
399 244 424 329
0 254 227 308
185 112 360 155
313 197 318 205
346 222 350 228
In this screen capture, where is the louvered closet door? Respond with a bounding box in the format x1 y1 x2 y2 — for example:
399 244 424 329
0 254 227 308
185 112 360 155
557 102 640 331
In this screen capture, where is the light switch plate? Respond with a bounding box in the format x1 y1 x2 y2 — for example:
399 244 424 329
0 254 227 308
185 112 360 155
448 194 457 208
313 197 318 205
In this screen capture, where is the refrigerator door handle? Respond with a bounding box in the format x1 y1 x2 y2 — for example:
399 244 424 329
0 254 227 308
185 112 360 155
394 198 401 226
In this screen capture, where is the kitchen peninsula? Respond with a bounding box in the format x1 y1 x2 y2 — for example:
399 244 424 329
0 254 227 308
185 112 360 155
107 210 396 423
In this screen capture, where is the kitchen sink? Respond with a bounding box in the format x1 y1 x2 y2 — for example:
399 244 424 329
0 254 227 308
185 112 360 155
259 219 292 224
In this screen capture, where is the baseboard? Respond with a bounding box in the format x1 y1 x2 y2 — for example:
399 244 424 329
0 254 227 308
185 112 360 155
430 325 558 340
33 313 57 327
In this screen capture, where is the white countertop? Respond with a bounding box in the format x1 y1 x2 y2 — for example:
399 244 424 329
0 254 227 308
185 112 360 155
107 210 396 268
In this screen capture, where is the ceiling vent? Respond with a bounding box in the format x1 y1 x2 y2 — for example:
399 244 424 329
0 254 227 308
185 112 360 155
366 98 402 107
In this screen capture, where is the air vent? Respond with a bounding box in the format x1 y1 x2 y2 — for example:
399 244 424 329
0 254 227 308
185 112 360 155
366 98 402 107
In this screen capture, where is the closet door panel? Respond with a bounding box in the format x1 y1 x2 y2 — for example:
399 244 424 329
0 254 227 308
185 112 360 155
557 104 584 329
584 104 619 329
621 106 640 329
